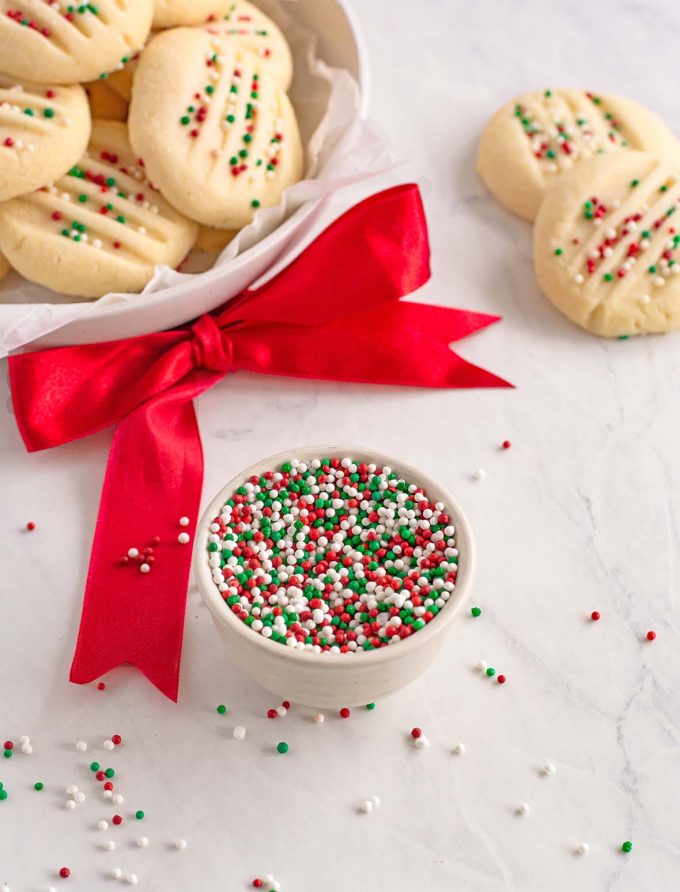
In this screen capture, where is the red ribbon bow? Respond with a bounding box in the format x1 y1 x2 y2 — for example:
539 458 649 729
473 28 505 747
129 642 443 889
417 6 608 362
9 184 511 701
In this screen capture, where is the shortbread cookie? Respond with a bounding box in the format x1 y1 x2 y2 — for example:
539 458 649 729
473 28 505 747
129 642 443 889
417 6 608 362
0 120 197 298
153 0 233 28
203 0 293 90
0 75 91 202
534 151 680 337
0 1 153 84
478 89 680 222
129 28 303 229
0 252 10 281
85 80 128 122
195 225 237 252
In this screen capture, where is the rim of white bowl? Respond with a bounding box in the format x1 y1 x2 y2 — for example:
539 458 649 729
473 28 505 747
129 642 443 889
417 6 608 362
194 445 476 667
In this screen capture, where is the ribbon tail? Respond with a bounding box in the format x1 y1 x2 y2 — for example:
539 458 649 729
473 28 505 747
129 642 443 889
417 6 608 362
69 388 205 702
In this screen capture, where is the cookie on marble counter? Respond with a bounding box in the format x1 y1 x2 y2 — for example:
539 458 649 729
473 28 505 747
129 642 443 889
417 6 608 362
0 120 197 299
129 28 303 230
534 151 680 337
0 1 153 84
478 89 680 222
0 76 91 202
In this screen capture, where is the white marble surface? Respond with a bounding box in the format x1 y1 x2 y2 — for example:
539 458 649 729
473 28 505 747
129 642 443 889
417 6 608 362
2 0 680 889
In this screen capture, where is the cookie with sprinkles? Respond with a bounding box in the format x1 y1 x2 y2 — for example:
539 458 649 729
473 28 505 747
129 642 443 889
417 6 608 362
204 456 460 654
0 119 197 298
202 0 294 90
129 28 303 229
0 75 91 201
478 89 680 221
0 0 153 85
535 151 680 336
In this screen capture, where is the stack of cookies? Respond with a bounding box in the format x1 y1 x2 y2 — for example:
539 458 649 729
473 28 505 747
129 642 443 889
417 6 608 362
478 89 680 338
0 0 303 298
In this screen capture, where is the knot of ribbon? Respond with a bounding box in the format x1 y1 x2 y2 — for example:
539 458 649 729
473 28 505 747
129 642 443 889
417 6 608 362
8 184 511 701
191 315 233 374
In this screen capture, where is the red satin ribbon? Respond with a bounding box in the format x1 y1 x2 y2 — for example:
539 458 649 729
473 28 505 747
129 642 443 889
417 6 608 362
9 184 511 701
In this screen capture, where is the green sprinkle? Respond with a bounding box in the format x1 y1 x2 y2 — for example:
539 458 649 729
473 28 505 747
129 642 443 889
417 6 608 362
23 107 34 116
660 184 669 192
208 542 219 552
90 761 100 772
3 750 12 759
43 108 55 118
216 704 227 715
486 667 496 677
471 607 482 617
205 84 215 94
621 841 633 853
135 810 145 820
365 703 376 710
544 89 553 98
180 116 191 125
251 199 261 208
553 247 563 256
34 782 44 791
617 335 630 340
276 742 289 754
104 768 115 778
226 114 235 124
0 789 7 800
78 194 87 203
603 273 613 282
631 179 639 187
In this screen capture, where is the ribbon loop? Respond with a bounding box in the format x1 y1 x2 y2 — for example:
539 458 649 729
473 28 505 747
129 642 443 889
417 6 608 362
191 314 233 373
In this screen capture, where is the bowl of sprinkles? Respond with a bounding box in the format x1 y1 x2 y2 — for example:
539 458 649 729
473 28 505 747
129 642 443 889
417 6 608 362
194 447 475 707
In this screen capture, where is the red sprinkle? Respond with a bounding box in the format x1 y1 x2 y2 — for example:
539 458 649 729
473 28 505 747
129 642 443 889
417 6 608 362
410 727 422 739
252 881 263 889
281 700 290 710
59 867 70 879
3 137 14 148
95 770 105 781
97 682 106 690
267 708 277 719
3 741 13 750
591 611 601 622
25 521 36 530
339 707 351 719
497 674 507 684
112 734 122 745
104 781 114 791
112 814 123 825
502 440 511 450
646 630 656 641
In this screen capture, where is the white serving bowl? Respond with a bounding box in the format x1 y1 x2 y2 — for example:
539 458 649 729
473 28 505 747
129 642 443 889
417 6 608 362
194 446 476 708
35 0 369 349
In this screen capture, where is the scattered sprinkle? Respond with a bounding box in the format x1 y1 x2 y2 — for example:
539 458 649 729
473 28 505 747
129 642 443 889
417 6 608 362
276 742 289 754
542 763 556 776
452 742 465 755
216 704 227 715
576 842 590 855
590 611 600 622
233 726 246 740
621 840 633 853
516 802 530 816
471 606 482 617
646 630 656 641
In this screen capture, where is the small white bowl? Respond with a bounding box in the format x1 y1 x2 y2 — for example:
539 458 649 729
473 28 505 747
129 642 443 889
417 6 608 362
194 446 476 708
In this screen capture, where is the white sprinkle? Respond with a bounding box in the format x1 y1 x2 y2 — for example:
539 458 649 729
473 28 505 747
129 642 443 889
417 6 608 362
127 548 139 558
360 800 374 814
576 842 590 855
21 743 32 754
542 763 556 776
112 793 124 805
472 468 486 481
175 839 187 850
65 799 77 810
233 725 246 740
314 713 324 724
477 660 488 672
179 516 190 526
276 706 287 717
75 741 87 752
111 869 123 880
103 739 115 751
137 836 149 848
178 532 190 544
640 293 651 304
1 885 9 892
655 276 666 287
139 563 150 574
371 795 381 808
98 820 109 831
103 789 113 800
516 802 531 816
452 742 465 755
126 875 138 885
76 791 86 803
66 784 78 795
413 735 428 749
574 273 584 285
102 840 116 851
19 735 30 745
